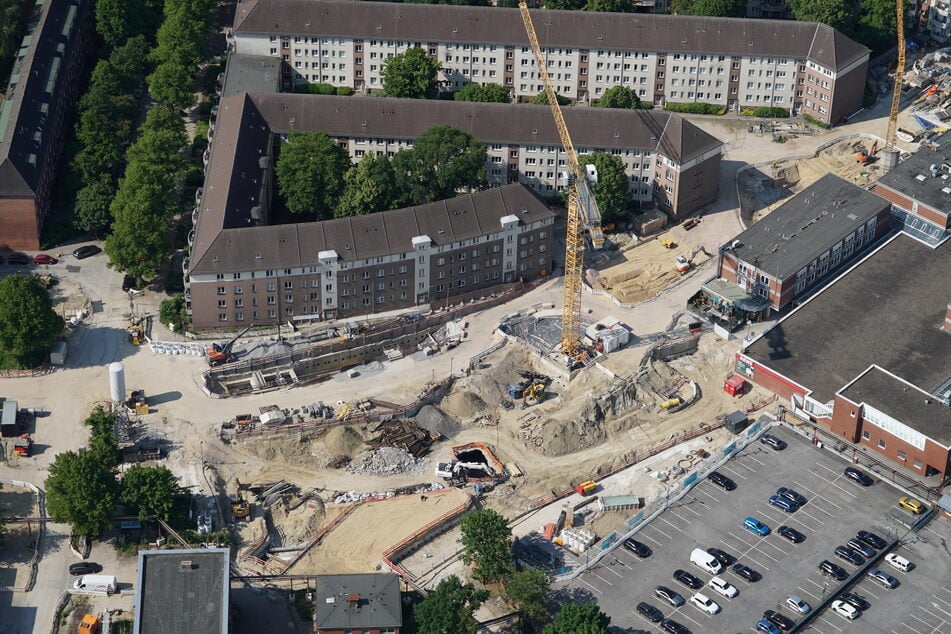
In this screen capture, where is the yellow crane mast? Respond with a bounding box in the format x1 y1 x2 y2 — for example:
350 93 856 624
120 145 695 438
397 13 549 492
518 2 604 358
885 0 905 151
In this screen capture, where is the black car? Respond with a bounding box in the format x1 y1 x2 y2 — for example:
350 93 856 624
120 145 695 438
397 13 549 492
856 530 887 550
122 274 136 292
760 434 787 450
846 538 876 558
776 487 807 506
7 252 28 265
731 563 761 582
68 562 102 576
834 545 866 566
777 525 806 543
654 585 685 607
673 568 703 590
624 538 652 558
706 547 735 567
708 470 737 491
819 559 849 581
73 244 102 259
660 618 691 634
839 592 871 611
763 609 796 631
636 601 664 623
844 467 874 486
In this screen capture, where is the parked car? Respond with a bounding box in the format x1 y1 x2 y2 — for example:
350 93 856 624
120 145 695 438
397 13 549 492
768 495 799 513
844 467 874 486
731 563 761 582
846 538 876 558
884 553 913 572
777 525 805 543
690 592 720 615
654 585 685 608
706 547 735 567
898 496 925 515
744 517 771 536
830 600 861 620
707 576 738 599
72 244 102 259
673 569 703 590
839 592 871 611
834 545 866 566
763 609 795 631
760 434 787 450
624 538 652 558
819 560 848 581
867 568 900 589
660 618 691 634
68 562 102 576
857 530 887 550
776 487 807 506
784 594 811 615
708 470 736 491
636 601 664 623
7 252 28 265
756 619 781 634
33 253 57 265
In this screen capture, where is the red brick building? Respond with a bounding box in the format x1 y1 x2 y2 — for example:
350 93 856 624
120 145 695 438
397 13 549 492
314 573 401 634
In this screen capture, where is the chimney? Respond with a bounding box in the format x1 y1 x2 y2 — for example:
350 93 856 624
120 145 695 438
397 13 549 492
944 303 951 333
346 593 361 610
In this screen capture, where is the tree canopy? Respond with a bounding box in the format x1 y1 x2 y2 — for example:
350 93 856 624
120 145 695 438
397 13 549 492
502 569 551 624
46 451 119 537
392 125 487 205
336 154 402 218
0 275 64 369
788 0 855 34
382 47 443 99
83 407 122 471
275 131 351 218
121 465 181 520
594 85 644 110
543 602 611 634
578 152 631 223
454 83 511 103
95 0 164 48
532 91 571 106
413 575 488 634
670 0 745 17
459 508 514 583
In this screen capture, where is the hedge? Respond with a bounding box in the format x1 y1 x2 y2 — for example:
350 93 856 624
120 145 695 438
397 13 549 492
751 106 789 118
663 102 725 115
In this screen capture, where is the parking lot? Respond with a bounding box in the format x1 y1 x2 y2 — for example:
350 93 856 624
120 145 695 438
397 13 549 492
557 425 944 633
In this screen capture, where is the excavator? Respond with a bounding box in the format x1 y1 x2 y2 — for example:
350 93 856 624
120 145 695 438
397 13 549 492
206 323 255 366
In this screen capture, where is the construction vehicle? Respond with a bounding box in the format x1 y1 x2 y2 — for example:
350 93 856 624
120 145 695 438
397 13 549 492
519 2 603 358
13 433 33 457
78 614 100 634
231 495 251 520
660 238 676 249
126 389 148 415
206 323 255 366
675 255 691 274
435 460 495 480
128 316 145 345
575 480 597 496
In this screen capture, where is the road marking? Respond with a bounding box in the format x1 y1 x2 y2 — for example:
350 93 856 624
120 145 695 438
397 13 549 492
667 507 696 524
720 465 748 480
909 612 936 628
924 601 951 620
588 570 613 586
818 616 843 632
797 508 826 525
744 454 767 467
636 531 665 548
932 595 951 611
578 577 602 594
655 515 684 533
596 562 625 578
696 488 721 503
674 500 704 518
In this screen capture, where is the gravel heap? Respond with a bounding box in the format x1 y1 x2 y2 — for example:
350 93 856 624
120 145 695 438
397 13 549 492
346 447 429 476
415 405 460 438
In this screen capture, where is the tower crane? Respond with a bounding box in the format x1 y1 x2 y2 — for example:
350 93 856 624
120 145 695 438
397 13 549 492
884 0 905 155
519 2 604 358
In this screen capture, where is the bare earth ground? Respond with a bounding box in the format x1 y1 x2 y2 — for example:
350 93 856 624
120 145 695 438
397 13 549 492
0 486 37 589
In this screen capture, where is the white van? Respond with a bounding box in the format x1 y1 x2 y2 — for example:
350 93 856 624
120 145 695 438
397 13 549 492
884 553 913 572
73 574 117 594
690 548 722 574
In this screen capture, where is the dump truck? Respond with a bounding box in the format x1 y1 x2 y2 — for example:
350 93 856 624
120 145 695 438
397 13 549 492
121 445 162 463
78 614 100 634
13 434 33 457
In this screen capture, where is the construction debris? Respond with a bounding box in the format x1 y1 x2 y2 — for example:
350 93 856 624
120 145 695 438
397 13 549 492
367 419 433 458
346 447 429 476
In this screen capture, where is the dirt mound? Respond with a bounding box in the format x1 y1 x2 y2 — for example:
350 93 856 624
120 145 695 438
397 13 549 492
441 346 534 420
323 426 364 456
415 405 461 438
270 497 327 546
441 391 488 420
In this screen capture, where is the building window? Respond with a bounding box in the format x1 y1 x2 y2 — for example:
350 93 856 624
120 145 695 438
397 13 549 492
877 438 886 449
913 459 922 469
217 286 225 295
218 314 228 322
862 430 870 441
897 450 906 460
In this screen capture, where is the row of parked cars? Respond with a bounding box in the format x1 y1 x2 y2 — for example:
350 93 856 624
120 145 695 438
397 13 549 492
1 245 101 266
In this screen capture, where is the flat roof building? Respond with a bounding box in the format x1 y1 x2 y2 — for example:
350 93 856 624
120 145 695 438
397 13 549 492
871 144 951 247
314 573 402 634
134 548 230 634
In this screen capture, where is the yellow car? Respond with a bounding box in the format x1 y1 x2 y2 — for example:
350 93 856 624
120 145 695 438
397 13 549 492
898 496 925 515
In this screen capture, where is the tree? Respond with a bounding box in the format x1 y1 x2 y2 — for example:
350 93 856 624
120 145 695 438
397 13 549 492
83 408 121 471
106 183 174 280
788 0 855 33
382 46 442 99
454 83 511 103
502 569 551 624
392 125 486 205
74 175 116 235
669 0 745 16
459 508 514 583
45 451 119 537
413 575 488 634
121 465 181 520
578 152 631 222
583 0 636 12
147 62 197 109
594 85 642 110
543 602 610 634
95 0 163 48
544 0 585 9
532 91 570 106
855 0 901 54
0 275 64 368
275 131 351 218
336 154 401 218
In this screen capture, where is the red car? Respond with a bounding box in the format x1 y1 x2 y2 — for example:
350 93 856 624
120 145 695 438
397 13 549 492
33 253 58 265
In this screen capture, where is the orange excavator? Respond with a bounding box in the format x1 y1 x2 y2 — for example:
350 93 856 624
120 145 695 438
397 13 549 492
206 323 255 366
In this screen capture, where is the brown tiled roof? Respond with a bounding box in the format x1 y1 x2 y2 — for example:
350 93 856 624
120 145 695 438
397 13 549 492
232 0 868 72
190 183 554 274
250 93 722 164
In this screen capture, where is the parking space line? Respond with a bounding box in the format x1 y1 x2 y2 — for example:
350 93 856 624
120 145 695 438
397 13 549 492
923 602 951 620
908 612 936 628
796 508 826 525
588 570 614 586
669 608 704 628
859 586 881 600
635 531 665 548
744 454 767 467
720 465 748 480
817 616 843 632
932 595 951 611
674 500 704 518
696 487 721 503
578 577 602 594
665 508 693 526
725 532 756 549
655 515 684 533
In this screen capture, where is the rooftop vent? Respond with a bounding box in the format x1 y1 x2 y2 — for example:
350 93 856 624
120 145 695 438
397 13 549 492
180 560 194 570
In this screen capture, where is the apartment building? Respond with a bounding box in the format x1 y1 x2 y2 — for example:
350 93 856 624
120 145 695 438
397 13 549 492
928 0 951 43
230 0 870 125
0 0 94 250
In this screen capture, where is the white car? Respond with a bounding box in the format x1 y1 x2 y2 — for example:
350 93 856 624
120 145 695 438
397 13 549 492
884 553 912 572
830 600 860 620
785 594 811 614
707 576 738 599
690 592 721 615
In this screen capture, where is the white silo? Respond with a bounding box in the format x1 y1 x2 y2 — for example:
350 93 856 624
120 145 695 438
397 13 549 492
109 362 126 402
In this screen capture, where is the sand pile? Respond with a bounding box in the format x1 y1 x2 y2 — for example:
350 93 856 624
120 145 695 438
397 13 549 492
270 497 326 546
441 347 534 420
323 426 365 456
415 405 460 438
